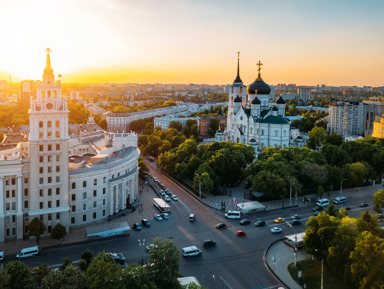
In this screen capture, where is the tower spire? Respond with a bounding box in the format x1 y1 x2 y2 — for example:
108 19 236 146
44 48 53 76
233 51 243 84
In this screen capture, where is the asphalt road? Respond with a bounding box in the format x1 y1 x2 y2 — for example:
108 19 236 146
17 161 378 289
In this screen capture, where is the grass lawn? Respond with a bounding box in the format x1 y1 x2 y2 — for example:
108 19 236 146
287 259 349 289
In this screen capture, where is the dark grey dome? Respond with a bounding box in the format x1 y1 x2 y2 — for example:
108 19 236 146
247 75 271 95
276 96 286 104
234 95 242 103
251 96 261 105
272 106 278 111
248 137 257 144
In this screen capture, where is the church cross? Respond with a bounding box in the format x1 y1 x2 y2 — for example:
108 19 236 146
257 60 263 74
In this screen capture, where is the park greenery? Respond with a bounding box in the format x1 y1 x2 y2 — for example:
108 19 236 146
303 198 384 289
0 238 206 289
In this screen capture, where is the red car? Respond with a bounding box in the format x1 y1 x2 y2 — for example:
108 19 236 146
236 230 246 237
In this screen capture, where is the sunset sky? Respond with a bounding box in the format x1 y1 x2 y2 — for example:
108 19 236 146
0 0 383 86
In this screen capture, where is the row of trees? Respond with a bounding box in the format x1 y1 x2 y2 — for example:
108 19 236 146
27 217 67 244
0 238 205 289
303 191 384 288
250 136 384 200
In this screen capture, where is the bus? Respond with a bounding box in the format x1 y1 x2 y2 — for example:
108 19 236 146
153 198 171 213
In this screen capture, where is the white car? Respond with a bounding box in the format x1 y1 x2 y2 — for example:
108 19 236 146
164 196 171 202
162 213 169 219
333 196 346 204
154 214 163 221
271 227 283 234
172 195 178 201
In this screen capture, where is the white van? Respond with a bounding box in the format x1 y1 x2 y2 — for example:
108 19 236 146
225 210 241 219
16 246 39 260
316 198 330 207
181 246 202 258
333 196 346 204
189 214 195 222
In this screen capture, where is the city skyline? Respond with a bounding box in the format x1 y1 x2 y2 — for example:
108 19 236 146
0 0 383 86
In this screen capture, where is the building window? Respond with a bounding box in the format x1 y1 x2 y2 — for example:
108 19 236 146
48 144 52 151
48 201 51 208
11 190 15 197
71 217 75 224
56 200 60 207
83 203 86 210
83 192 87 199
6 228 9 237
39 178 44 184
39 167 44 174
48 132 52 139
56 176 60 182
103 210 105 216
39 145 44 151
83 181 87 188
48 121 52 127
93 201 96 208
103 177 106 184
12 202 16 210
93 190 97 197
48 177 52 183
48 188 52 196
56 155 60 161
83 215 86 222
6 190 9 198
94 179 97 186
103 199 106 205
48 214 52 221
40 202 43 209
24 200 28 208
56 188 60 195
103 188 106 195
24 177 28 183
56 144 60 150
48 226 52 233
48 166 52 173
39 121 43 128
12 178 15 185
48 156 52 162
72 194 76 201
72 205 76 212
6 203 10 210
39 132 43 139
56 166 60 172
40 189 43 197
72 182 76 189
93 212 96 219
24 188 28 196
39 156 43 162
56 120 60 127
56 213 60 220
56 131 60 138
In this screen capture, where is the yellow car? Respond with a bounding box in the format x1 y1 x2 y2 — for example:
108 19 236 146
274 217 285 223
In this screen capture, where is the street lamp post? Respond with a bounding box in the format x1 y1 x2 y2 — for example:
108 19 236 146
315 249 324 289
138 239 146 266
340 178 346 196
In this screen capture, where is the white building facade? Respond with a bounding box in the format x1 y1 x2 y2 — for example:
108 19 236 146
0 50 139 243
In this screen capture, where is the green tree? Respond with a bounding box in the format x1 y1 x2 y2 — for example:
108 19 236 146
193 172 214 194
68 102 90 124
79 249 94 272
326 133 343 146
121 264 158 289
41 264 86 289
5 261 34 289
147 238 180 289
169 121 183 131
307 126 328 150
27 217 46 244
251 170 288 200
207 118 219 137
0 267 10 288
85 252 123 289
346 162 369 187
350 231 384 289
372 190 384 214
60 257 73 271
51 223 67 241
175 162 189 180
138 157 149 179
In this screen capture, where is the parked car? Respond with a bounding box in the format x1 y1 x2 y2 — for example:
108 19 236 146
312 205 324 212
109 253 126 264
274 217 285 223
203 239 216 247
141 219 151 227
215 223 226 229
154 214 163 221
165 190 172 195
271 227 283 234
133 223 142 231
172 195 178 201
160 190 166 196
254 220 266 227
240 219 250 225
236 230 246 237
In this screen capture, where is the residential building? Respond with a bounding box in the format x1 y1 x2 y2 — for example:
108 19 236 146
372 115 384 138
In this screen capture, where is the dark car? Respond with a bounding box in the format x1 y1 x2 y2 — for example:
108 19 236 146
255 220 266 227
291 214 301 220
109 253 126 264
240 219 250 225
203 239 216 247
215 223 226 229
289 219 301 226
359 202 369 207
312 205 324 212
141 219 151 227
133 223 142 231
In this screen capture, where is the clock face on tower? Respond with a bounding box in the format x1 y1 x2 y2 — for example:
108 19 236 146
46 103 53 109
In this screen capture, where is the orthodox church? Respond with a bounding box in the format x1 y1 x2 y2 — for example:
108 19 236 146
215 54 301 154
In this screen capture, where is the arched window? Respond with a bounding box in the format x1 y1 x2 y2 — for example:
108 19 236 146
39 121 43 128
48 121 52 128
47 91 51 97
56 120 60 128
94 179 97 186
83 181 87 188
103 177 106 184
72 182 76 189
283 130 287 137
261 129 264 136
274 130 278 137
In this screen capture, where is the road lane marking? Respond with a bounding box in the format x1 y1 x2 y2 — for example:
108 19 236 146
219 275 234 289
